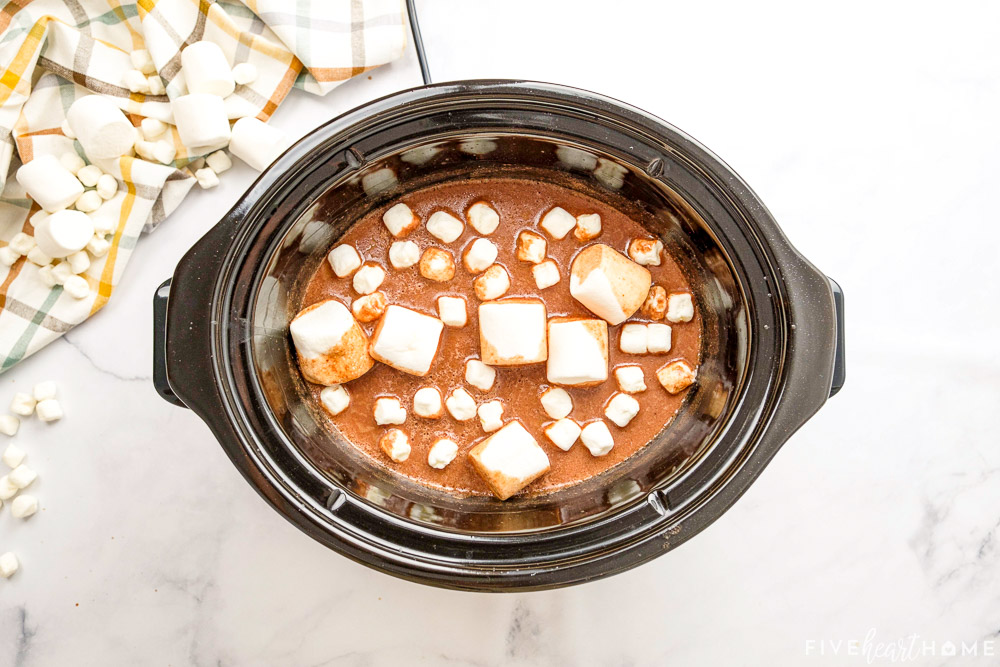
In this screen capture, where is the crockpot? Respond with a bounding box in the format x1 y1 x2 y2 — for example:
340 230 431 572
152 80 845 591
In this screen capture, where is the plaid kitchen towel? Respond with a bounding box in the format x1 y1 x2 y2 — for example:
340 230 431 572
0 0 406 372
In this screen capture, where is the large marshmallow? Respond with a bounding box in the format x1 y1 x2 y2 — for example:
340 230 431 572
181 41 235 97
468 421 550 500
426 211 464 243
33 210 95 258
546 317 608 386
65 95 137 160
173 93 231 150
229 117 290 171
369 305 444 376
467 201 500 235
382 203 419 237
479 299 547 366
16 155 84 213
569 244 651 325
290 299 374 385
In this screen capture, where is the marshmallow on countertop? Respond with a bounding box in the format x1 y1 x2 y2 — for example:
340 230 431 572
419 247 455 282
373 397 406 425
546 317 608 387
642 285 667 320
516 230 546 264
173 94 231 151
479 299 547 366
16 155 84 213
532 260 560 290
181 41 235 97
369 305 444 377
352 263 385 295
580 421 614 456
462 238 498 273
10 494 39 519
0 552 18 578
574 213 602 241
206 150 232 174
437 296 467 327
605 393 640 427
445 388 477 421
289 299 374 385
2 443 25 468
9 393 35 417
0 416 18 437
36 398 64 421
388 240 420 269
468 421 550 500
427 438 458 469
666 292 695 323
540 387 573 419
382 203 420 237
0 476 17 500
319 385 350 416
351 292 387 323
426 211 464 243
473 264 510 301
413 387 443 418
628 238 664 266
570 244 651 325
379 429 410 462
465 359 496 391
232 62 258 85
615 365 647 393
656 360 697 394
467 201 500 235
539 206 577 240
544 418 581 451
195 168 220 189
328 244 362 277
477 400 504 432
229 117 290 171
66 95 137 161
9 464 36 489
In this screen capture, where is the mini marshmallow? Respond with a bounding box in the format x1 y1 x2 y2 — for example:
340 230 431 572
595 158 627 189
478 400 504 432
459 138 497 155
328 244 362 277
479 299 547 366
16 155 85 212
656 360 697 394
351 292 386 322
605 393 640 427
147 75 165 95
473 264 510 301
437 296 467 327
462 238 498 273
27 246 53 266
399 145 441 165
63 275 90 300
195 168 220 189
540 387 573 419
516 230 546 264
428 438 458 469
465 359 496 391
96 174 118 200
352 263 385 295
123 69 149 93
290 299 374 385
539 206 577 239
647 323 672 353
59 152 86 175
0 476 16 500
206 150 232 174
2 444 25 468
619 323 648 354
419 247 455 282
9 233 34 256
467 201 500 235
10 494 38 519
413 387 443 418
9 393 35 417
141 117 167 140
0 416 18 437
52 262 74 284
546 318 609 386
134 139 156 161
0 552 18 578
67 250 90 274
0 247 20 266
181 41 236 97
9 464 36 489
74 190 102 213
232 62 258 85
615 365 647 393
319 385 350 416
544 418 581 451
574 213 602 241
382 203 420 237
580 421 614 456
36 398 64 421
173 93 231 150
130 48 156 74
37 264 59 287
642 285 667 320
152 140 176 165
77 164 102 187
66 95 137 160
388 240 420 269
445 388 477 421
666 292 695 323
86 236 111 258
468 421 550 500
570 244 651 325
426 211 464 243
229 117 289 171
369 305 444 376
629 238 664 266
532 260 560 290
373 397 406 425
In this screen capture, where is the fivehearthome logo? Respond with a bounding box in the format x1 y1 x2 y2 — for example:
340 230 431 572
805 629 995 662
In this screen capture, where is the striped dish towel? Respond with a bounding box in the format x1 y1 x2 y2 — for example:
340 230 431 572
0 0 406 372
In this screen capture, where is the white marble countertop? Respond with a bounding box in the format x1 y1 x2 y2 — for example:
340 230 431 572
2 1 999 665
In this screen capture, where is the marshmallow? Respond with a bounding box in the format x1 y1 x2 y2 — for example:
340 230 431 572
66 95 137 160
9 393 35 417
2 444 25 468
232 62 258 85
351 292 386 322
580 421 614 456
647 323 672 353
61 119 76 139
206 150 232 173
10 494 38 519
388 240 420 269
67 250 90 274
539 206 577 239
36 209 95 259
36 398 64 421
37 264 58 287
195 168 220 189
428 438 458 469
87 236 111 257
370 305 444 376
328 244 362 277
181 41 235 97
467 201 500 235
642 285 667 320
319 385 350 416
59 152 86 175
52 262 74 284
152 140 176 165
479 299 547 366
628 238 664 266
445 388 477 421
0 476 16 500
605 393 640 427
0 416 18 437
459 138 497 155
290 299 374 385
426 211 464 243
419 247 455 282
569 243 651 324
27 241 53 265
532 260 560 290
477 400 504 432
77 164 102 187
8 233 34 256
96 174 118 200
473 264 510 301
437 296 467 327
615 365 647 393
544 418 581 451
619 323 648 354
666 292 695 323
63 275 90 300
0 247 20 267
123 69 149 93
382 203 420 237
468 421 550 500
147 75 166 95
173 94 231 150
9 464 36 489
516 230 546 263
413 387 443 418
352 263 385 295
465 359 496 391
361 168 397 196
574 213 602 241
134 139 156 161
462 238 498 273
400 145 441 165
546 318 608 386
141 117 167 140
656 360 697 394
0 552 18 578
16 155 84 212
373 396 406 425
74 190 102 213
229 117 289 171
130 48 156 74
540 387 573 419
595 158 627 189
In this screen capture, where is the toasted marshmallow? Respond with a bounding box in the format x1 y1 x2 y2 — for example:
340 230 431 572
290 299 374 385
647 323 672 353
379 429 410 462
473 264 510 301
428 438 459 469
467 201 500 235
352 263 385 295
574 213 602 241
619 323 648 354
426 210 464 243
413 387 443 418
539 206 577 239
516 230 547 264
319 385 350 416
9 393 35 417
436 296 467 327
666 292 695 323
2 444 25 468
465 359 496 391
0 476 16 500
477 400 504 432
580 421 614 456
605 393 640 427
642 285 667 320
479 299 547 366
0 416 18 437
628 238 663 266
540 387 573 419
328 244 361 277
532 260 560 290
656 360 697 394
9 464 36 489
445 388 477 421
10 495 38 519
351 292 387 322
370 305 444 376
388 240 420 269
0 552 18 578
373 396 406 425
419 247 456 282
546 318 608 386
468 421 550 500
544 418 581 451
383 203 420 237
570 244 651 325
462 238 498 273
614 365 647 393
206 150 232 174
16 155 84 213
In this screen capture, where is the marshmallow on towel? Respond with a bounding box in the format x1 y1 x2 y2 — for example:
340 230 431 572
540 387 572 419
570 244 651 325
546 317 608 387
289 299 374 385
642 285 667 320
327 244 362 277
319 385 350 416
428 438 459 469
413 387 443 418
15 155 84 213
544 418 581 451
477 400 504 432
426 211 464 243
656 360 697 394
351 292 387 322
614 365 647 393
369 305 444 376
352 263 385 295
516 230 546 264
468 421 550 500
96 174 118 200
419 247 456 282
666 292 695 323
478 299 547 366
436 296 467 327
9 233 35 256
388 241 420 269
574 213 602 241
605 393 640 427
382 203 420 237
141 118 167 140
628 238 664 266
539 206 577 239
467 201 500 235
0 248 19 267
379 429 411 462
229 117 290 171
462 238 498 273
130 49 156 74
373 397 406 425
580 421 614 456
173 94 231 150
59 152 85 175
65 95 137 160
232 62 258 85
62 276 90 300
473 264 510 301
532 260 560 290
181 41 235 97
445 388 477 421
74 191 102 213
465 359 496 391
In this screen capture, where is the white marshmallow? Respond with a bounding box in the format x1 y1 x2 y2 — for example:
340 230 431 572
27 246 53 266
10 494 38 519
462 238 498 273
605 393 640 427
473 264 510 301
666 292 695 323
546 318 609 386
465 359 496 391
555 145 598 170
467 201 500 235
540 387 573 419
516 230 546 263
580 421 614 456
206 150 232 173
86 236 111 258
0 476 16 500
37 265 58 287
36 398 64 421
628 238 664 266
232 62 258 85
544 418 581 451
59 152 86 175
9 464 36 489
445 388 477 421
147 75 166 95
388 240 420 269
373 397 406 425
229 116 289 171
61 119 76 139
459 138 497 155
370 305 444 376
67 250 90 274
63 275 90 300
16 155 84 212
413 387 443 418
426 211 464 243
532 260 560 289
123 69 149 93
8 233 34 256
0 416 18 437
141 117 167 140
427 438 458 469
173 93 231 150
66 95 137 160
647 323 672 353
468 421 550 500
477 400 504 432
152 140 176 165
400 145 441 165
619 323 648 354
130 48 156 74
9 393 35 417
74 190 102 213
0 247 20 266
319 385 350 416
0 552 18 578
595 158 627 189
437 296 467 327
569 244 651 325
134 139 156 161
352 263 385 295
52 262 74 284
615 365 647 393
77 164 102 187
290 300 373 385
382 203 419 237
478 299 547 365
327 244 361 277
181 41 235 97
195 168 219 189
2 444 25 468
96 174 118 200
574 213 602 241
539 206 577 239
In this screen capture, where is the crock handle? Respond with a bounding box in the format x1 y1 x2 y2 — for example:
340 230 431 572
152 278 186 407
828 277 846 397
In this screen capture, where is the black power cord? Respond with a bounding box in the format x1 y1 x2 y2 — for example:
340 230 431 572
405 0 432 84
